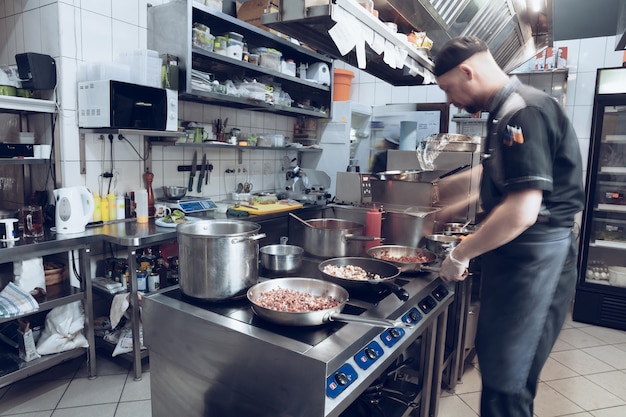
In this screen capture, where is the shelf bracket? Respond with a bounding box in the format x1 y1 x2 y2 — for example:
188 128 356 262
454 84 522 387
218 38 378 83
238 148 243 165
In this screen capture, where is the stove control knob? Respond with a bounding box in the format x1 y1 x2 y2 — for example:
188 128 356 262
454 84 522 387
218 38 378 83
389 328 402 339
364 347 378 360
334 372 350 386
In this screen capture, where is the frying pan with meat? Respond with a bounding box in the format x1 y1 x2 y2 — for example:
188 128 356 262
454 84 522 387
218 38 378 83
317 257 409 301
367 245 440 273
247 277 410 328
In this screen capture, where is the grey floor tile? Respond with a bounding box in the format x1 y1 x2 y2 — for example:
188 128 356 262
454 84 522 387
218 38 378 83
438 394 479 416
540 356 580 381
0 379 69 416
590 405 626 416
57 374 126 409
546 376 625 411
51 404 116 417
582 345 626 370
579 326 626 345
120 373 151 402
550 349 616 375
558 328 606 349
585 371 626 402
534 382 585 417
0 412 52 417
114 400 152 417
24 358 83 383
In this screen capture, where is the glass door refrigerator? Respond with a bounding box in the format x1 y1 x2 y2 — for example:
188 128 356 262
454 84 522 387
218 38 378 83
573 67 626 331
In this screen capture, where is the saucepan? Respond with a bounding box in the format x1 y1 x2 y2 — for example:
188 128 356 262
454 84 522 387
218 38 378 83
367 245 439 273
318 257 408 301
259 237 304 273
247 277 410 328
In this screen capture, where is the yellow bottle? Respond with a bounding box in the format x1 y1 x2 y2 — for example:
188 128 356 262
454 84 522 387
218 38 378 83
108 192 117 221
101 193 110 222
92 192 102 222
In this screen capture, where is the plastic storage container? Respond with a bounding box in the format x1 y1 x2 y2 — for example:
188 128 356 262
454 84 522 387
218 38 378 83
281 59 296 77
214 36 228 55
333 68 354 101
227 39 243 60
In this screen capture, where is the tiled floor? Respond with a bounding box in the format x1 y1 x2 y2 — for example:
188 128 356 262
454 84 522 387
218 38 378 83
1 310 625 417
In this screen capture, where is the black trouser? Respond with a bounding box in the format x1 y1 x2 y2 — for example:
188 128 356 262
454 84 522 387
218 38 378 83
477 228 577 417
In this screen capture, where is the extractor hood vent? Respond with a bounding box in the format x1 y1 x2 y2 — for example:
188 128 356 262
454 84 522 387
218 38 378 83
262 0 550 85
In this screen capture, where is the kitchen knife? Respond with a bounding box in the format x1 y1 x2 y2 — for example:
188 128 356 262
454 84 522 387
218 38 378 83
188 150 197 191
197 153 207 192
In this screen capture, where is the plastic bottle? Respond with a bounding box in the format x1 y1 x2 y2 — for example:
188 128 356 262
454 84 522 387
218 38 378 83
124 193 131 219
116 195 125 220
365 204 382 251
108 192 117 221
92 192 102 222
136 189 149 223
101 193 110 222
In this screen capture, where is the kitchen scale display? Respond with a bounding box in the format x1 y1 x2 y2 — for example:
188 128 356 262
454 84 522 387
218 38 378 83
162 197 217 213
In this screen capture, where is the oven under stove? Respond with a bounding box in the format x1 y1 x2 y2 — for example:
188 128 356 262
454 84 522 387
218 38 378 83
144 271 454 417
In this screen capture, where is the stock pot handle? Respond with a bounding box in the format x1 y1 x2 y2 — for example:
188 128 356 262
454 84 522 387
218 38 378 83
343 234 385 242
231 233 266 244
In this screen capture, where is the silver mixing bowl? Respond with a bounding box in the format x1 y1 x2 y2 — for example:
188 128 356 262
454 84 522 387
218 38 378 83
163 186 187 200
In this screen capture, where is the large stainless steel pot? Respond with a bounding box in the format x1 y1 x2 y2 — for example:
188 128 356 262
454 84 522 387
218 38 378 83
302 218 382 257
178 219 265 300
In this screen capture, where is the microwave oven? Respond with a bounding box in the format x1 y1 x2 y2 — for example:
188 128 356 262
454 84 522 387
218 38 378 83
78 80 177 131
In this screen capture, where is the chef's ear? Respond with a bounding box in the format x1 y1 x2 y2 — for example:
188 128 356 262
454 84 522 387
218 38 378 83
457 63 474 80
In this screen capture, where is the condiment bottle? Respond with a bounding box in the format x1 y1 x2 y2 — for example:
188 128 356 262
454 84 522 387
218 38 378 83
365 204 382 251
108 192 117 221
101 192 110 222
116 195 125 220
136 189 149 223
92 192 102 222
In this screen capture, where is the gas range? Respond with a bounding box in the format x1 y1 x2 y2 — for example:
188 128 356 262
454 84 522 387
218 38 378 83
143 258 454 417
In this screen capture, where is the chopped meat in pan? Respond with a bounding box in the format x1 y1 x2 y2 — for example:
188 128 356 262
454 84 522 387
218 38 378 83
254 287 341 312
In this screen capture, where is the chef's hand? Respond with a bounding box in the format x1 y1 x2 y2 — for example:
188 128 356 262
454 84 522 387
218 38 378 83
439 247 470 283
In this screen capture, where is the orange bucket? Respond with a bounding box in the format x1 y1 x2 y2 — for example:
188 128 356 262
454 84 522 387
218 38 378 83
333 68 354 101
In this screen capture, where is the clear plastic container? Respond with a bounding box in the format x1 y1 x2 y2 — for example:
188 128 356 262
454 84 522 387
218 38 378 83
248 53 259 65
259 52 280 71
136 189 149 223
214 36 228 55
227 39 243 60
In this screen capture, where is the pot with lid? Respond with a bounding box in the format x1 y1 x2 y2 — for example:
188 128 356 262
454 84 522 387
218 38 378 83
178 219 266 300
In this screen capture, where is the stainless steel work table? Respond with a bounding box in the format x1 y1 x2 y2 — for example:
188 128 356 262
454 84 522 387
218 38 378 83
90 206 325 380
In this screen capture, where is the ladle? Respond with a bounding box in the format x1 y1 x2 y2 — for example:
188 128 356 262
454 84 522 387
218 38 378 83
289 212 314 228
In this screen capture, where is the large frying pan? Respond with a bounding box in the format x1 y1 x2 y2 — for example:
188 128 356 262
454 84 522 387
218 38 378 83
367 245 440 273
247 278 409 328
317 257 408 301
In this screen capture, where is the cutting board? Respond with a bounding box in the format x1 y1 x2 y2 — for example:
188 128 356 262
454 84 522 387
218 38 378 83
236 201 303 214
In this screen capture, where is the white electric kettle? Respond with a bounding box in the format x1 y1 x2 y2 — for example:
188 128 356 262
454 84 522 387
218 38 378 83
53 186 95 234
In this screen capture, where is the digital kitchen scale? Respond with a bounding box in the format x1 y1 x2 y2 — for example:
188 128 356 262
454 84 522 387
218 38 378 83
160 197 217 213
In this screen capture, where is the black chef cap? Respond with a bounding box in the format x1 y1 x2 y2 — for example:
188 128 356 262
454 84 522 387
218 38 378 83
434 36 489 77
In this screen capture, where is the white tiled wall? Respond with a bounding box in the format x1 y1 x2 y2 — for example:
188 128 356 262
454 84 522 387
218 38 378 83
1 0 300 202
1 0 624 198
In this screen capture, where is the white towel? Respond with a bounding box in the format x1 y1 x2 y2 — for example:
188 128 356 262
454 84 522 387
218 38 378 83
0 282 39 318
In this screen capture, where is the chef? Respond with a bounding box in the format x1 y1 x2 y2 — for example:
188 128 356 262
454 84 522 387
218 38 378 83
369 125 400 174
434 36 584 417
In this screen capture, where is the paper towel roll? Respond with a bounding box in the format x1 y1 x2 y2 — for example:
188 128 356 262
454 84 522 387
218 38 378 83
399 121 417 150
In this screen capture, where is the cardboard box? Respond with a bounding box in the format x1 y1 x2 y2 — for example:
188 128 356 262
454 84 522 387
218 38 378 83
236 0 279 30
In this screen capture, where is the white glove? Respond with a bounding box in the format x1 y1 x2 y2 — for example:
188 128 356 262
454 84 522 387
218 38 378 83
439 247 469 283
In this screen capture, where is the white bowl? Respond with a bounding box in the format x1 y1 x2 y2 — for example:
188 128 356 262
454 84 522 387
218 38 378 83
608 266 626 287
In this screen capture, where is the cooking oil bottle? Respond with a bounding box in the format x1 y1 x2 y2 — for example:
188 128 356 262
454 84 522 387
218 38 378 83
92 192 102 222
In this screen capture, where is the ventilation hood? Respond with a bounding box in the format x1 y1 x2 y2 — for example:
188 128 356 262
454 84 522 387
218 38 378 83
262 0 552 86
